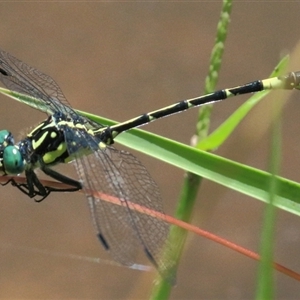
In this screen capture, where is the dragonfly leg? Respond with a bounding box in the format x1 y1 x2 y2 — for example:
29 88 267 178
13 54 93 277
1 178 12 186
28 164 82 202
39 161 82 198
3 175 49 201
2 166 82 202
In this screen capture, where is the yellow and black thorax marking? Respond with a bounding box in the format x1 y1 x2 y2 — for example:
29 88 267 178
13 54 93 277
26 114 104 167
27 115 70 166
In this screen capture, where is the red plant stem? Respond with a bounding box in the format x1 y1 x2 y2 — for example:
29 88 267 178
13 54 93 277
3 175 300 281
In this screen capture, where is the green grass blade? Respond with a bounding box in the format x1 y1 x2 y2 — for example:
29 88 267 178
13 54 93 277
0 88 54 114
1 89 300 216
79 113 300 217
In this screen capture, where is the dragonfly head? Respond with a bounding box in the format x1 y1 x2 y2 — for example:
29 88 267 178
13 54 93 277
0 130 24 175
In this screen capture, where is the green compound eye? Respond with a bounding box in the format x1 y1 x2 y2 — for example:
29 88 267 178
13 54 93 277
0 130 11 144
3 145 24 174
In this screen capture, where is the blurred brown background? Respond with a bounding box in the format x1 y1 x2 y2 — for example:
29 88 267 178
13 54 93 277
0 2 300 299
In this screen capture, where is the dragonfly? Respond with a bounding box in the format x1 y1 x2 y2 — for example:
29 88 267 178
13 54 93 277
0 49 176 282
0 49 300 282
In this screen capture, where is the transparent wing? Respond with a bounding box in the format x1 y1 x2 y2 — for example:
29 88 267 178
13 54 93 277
0 48 177 281
63 125 176 281
0 48 78 118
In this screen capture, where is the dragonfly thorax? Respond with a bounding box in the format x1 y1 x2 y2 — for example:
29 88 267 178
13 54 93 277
26 115 70 167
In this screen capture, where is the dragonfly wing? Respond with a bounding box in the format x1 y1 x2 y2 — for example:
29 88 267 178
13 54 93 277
0 48 76 117
63 125 176 280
